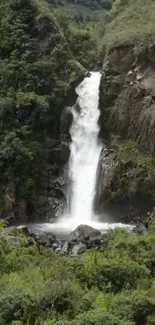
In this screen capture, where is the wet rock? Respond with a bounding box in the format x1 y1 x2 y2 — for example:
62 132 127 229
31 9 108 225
88 235 103 248
71 243 87 256
86 71 91 77
84 235 90 241
133 224 147 235
46 232 56 244
52 242 59 250
17 225 29 236
5 215 15 226
73 225 101 239
30 232 56 247
61 241 69 254
126 70 135 83
68 233 78 245
55 247 62 254
59 141 70 166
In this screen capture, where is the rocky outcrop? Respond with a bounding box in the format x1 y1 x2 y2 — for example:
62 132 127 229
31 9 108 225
98 44 155 223
100 44 155 155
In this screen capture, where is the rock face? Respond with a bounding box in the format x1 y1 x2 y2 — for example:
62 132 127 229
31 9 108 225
100 44 155 155
98 44 155 223
96 146 155 223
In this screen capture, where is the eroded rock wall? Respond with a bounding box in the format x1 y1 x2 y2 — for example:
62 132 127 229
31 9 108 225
100 44 155 155
98 44 155 222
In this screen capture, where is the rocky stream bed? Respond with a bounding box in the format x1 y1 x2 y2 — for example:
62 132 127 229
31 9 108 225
1 222 150 257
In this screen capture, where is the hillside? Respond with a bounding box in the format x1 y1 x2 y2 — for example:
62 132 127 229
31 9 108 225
101 0 155 53
47 0 114 34
0 0 85 223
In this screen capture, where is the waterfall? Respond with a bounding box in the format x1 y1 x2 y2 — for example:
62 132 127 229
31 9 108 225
67 72 102 224
29 72 134 234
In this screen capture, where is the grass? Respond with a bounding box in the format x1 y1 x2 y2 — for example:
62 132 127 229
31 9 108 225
101 0 155 53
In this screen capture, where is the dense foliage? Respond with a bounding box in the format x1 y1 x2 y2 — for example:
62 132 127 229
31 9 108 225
1 225 155 324
0 0 84 217
55 12 97 69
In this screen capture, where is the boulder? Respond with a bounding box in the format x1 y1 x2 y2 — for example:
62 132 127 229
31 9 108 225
88 235 103 248
73 225 101 239
133 224 147 235
71 243 87 256
31 232 56 247
17 225 29 236
55 247 62 254
52 242 59 250
61 241 69 254
68 233 78 245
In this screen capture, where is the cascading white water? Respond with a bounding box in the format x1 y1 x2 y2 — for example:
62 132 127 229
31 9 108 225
29 72 134 235
67 72 102 224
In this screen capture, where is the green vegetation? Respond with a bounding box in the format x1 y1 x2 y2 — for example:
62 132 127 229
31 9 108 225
47 0 113 24
0 0 84 214
108 136 155 203
101 0 155 53
47 0 113 13
46 0 114 65
1 225 155 324
55 12 97 69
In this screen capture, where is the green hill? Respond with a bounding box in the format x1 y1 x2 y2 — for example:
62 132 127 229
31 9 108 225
47 0 114 31
101 0 155 53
